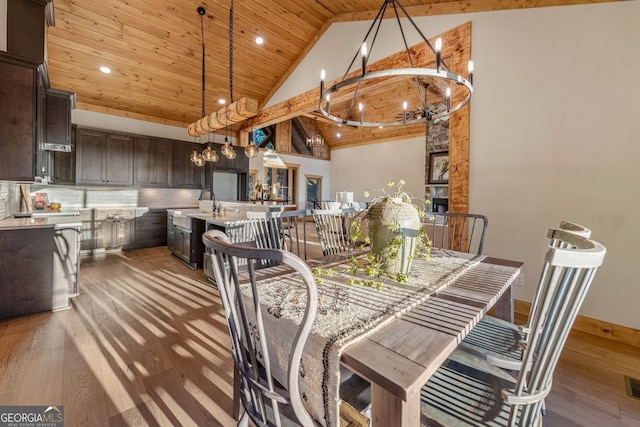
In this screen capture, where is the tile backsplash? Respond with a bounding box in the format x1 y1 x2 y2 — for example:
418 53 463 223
1 183 202 219
0 181 24 220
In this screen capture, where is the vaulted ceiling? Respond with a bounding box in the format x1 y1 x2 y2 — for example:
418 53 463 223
46 0 614 149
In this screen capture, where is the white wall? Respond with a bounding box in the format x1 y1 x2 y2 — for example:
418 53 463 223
318 2 640 329
330 136 426 204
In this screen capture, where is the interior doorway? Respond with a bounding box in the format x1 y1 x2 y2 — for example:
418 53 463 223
305 175 322 213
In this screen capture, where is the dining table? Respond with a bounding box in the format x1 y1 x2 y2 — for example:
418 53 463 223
244 248 523 427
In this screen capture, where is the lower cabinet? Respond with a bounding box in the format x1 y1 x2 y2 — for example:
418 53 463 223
0 226 80 321
167 212 175 252
98 218 134 249
172 218 205 269
125 210 167 250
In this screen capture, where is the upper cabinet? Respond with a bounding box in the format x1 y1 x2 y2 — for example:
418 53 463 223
52 125 76 185
6 0 50 63
171 142 204 189
44 89 74 150
76 128 133 186
0 53 39 181
133 137 172 187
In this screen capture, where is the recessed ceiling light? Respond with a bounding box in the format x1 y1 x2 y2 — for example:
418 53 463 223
255 36 264 45
218 99 226 105
99 66 111 74
336 133 341 138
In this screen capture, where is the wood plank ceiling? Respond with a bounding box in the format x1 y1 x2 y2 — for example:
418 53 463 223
46 0 615 150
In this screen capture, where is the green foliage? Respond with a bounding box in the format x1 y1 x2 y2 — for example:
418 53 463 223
313 179 432 290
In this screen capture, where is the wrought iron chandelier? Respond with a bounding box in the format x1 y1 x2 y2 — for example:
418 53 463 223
306 118 324 147
318 0 473 128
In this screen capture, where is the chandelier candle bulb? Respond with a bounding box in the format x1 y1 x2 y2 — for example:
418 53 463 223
403 101 408 123
446 87 451 112
359 102 364 124
320 69 326 94
435 37 442 73
361 42 368 76
468 60 474 85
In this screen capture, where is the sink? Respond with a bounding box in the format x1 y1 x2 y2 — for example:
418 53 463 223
173 213 191 229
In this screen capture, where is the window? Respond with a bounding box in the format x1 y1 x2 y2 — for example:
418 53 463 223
264 165 298 204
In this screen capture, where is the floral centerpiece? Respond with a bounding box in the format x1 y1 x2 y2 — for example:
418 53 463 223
348 179 431 284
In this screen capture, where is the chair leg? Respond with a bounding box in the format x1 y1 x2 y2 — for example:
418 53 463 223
541 398 547 416
238 411 249 427
233 363 242 420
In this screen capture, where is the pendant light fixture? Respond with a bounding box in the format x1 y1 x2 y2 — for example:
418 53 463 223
221 0 237 160
318 0 473 128
244 128 259 158
191 6 216 167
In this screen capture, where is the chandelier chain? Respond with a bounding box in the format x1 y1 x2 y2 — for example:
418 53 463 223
228 0 234 104
199 8 206 117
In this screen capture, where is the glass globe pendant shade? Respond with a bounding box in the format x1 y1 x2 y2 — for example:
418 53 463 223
190 150 198 162
194 154 206 167
202 145 218 162
244 144 258 158
225 144 236 159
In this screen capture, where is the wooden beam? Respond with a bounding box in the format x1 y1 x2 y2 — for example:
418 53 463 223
187 97 259 136
275 120 292 153
331 0 620 23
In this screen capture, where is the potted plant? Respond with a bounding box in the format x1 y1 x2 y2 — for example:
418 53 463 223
349 180 431 283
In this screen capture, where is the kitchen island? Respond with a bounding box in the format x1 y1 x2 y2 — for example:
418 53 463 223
167 202 298 270
0 215 81 320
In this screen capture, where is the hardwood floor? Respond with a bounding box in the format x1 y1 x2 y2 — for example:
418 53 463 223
1 242 639 426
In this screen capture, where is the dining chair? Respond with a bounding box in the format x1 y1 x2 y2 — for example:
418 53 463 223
247 209 308 260
203 229 318 427
459 221 592 371
203 221 255 281
420 228 606 426
423 211 488 254
312 208 355 256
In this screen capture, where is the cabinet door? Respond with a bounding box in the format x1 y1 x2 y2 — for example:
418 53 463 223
0 57 38 181
171 143 203 188
76 128 107 185
134 137 172 187
152 139 172 187
105 134 133 185
133 137 155 186
52 125 76 185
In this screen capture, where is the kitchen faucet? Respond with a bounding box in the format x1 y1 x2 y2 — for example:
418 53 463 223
198 189 217 212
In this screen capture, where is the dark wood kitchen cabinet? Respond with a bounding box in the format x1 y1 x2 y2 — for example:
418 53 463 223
171 142 204 188
0 53 39 181
76 128 133 186
134 137 172 187
6 0 50 63
51 125 76 185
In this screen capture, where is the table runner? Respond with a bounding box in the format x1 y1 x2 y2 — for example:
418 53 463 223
240 250 484 426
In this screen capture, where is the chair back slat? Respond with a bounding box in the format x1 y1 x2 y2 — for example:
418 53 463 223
312 208 355 256
203 229 318 427
423 212 488 254
248 209 308 260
